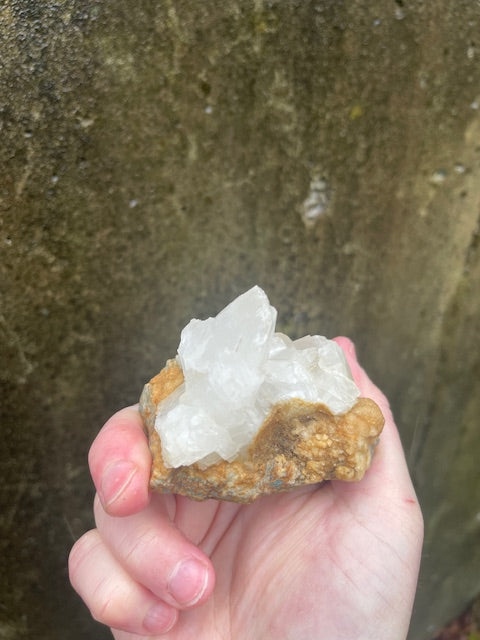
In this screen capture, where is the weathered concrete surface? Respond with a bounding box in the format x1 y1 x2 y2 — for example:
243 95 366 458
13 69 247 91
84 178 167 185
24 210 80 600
1 1 479 638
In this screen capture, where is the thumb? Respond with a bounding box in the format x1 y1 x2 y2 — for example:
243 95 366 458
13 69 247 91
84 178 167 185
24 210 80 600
88 405 152 516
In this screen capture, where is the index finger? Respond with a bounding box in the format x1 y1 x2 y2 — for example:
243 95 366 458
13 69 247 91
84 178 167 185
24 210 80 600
88 405 152 517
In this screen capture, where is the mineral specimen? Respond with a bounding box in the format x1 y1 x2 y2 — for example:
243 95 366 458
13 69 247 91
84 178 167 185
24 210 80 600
139 286 384 502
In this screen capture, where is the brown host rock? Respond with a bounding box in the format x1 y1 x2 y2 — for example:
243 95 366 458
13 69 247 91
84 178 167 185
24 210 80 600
139 359 384 503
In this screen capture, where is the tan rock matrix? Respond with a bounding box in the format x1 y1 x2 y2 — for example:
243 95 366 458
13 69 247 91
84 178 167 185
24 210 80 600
140 360 383 502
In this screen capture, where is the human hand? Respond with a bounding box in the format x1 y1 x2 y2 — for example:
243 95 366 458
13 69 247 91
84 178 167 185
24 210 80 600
69 337 423 640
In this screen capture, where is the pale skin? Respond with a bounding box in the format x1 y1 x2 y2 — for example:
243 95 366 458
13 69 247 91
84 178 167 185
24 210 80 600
69 337 424 640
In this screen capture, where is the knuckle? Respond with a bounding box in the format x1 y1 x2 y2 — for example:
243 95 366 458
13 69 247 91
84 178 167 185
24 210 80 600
123 527 161 565
91 579 118 624
120 528 174 598
68 529 102 582
91 579 131 630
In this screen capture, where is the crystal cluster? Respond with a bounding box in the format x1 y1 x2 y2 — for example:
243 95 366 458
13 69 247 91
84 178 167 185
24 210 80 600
154 286 360 469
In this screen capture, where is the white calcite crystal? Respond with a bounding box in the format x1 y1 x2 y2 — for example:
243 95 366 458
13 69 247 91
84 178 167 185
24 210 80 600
154 286 360 469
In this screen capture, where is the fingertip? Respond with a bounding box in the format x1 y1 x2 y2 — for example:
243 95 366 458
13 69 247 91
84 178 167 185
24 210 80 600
142 602 178 634
89 405 152 516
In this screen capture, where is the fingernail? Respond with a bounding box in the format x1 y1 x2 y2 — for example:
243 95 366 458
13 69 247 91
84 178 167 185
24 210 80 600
100 460 137 508
143 602 177 634
168 558 209 606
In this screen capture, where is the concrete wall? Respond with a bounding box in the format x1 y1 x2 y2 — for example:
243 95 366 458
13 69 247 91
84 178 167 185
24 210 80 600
1 2 479 638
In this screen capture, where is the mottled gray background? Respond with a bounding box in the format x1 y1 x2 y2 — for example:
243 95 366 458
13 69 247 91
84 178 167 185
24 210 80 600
1 1 479 639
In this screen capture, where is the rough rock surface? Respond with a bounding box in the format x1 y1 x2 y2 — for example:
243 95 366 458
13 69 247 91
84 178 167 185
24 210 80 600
139 359 384 502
